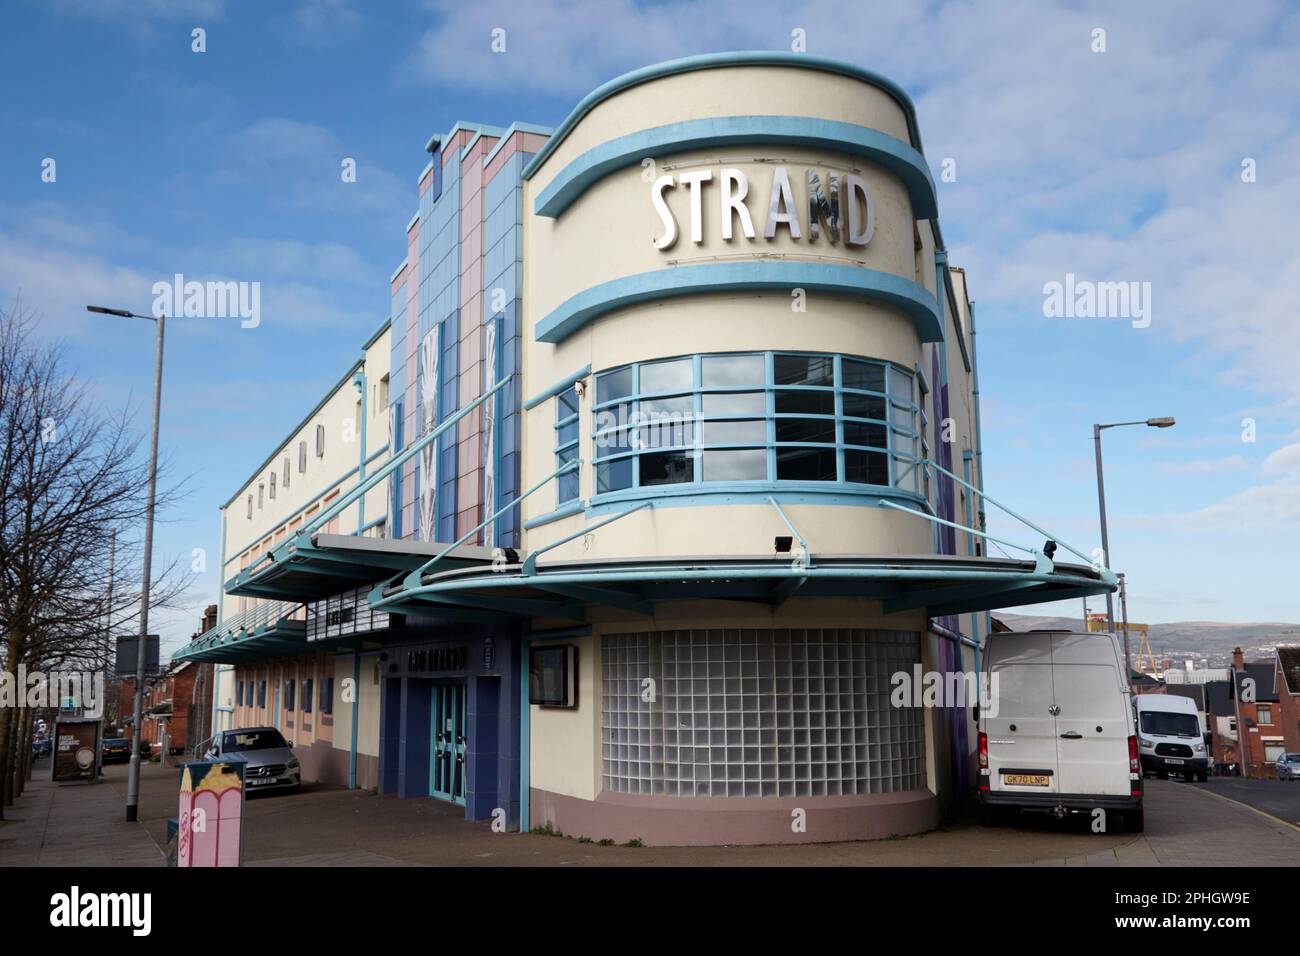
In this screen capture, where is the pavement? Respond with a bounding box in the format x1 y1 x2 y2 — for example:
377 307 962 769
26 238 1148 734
0 758 164 867
4 758 1299 867
1188 776 1300 828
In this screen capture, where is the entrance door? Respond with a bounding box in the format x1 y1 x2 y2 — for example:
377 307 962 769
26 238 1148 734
430 682 466 805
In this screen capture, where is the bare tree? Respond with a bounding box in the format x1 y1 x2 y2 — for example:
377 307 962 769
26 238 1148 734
0 299 192 814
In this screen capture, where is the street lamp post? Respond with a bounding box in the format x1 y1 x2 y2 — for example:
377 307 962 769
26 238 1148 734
1092 416 1175 678
87 305 165 822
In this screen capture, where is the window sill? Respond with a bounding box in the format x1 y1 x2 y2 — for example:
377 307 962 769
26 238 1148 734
585 481 931 514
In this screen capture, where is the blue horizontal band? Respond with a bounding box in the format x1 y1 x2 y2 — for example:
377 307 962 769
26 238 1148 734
535 261 943 345
534 115 936 221
522 51 927 178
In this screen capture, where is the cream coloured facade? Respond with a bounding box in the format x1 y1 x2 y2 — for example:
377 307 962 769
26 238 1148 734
209 320 390 767
507 53 1105 845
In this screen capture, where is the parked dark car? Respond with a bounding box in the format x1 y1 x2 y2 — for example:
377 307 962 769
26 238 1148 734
101 738 150 764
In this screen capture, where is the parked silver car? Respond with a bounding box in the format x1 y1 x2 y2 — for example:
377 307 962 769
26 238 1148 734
1276 753 1300 781
204 727 301 793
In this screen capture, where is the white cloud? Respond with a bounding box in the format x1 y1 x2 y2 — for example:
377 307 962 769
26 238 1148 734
1153 456 1247 475
48 0 225 18
1129 442 1300 533
1261 442 1300 478
229 118 412 222
281 0 363 45
0 202 380 340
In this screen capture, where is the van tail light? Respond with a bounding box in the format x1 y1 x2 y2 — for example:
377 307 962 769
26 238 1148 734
1128 734 1142 796
978 731 989 790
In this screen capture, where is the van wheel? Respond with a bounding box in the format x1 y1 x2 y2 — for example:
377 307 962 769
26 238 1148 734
1196 771 1208 783
1124 805 1145 833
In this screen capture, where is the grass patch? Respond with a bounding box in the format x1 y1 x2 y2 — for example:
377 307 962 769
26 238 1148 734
597 838 615 846
621 838 644 848
530 822 562 837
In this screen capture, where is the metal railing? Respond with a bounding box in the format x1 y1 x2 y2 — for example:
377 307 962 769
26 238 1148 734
881 458 1115 583
237 376 512 586
192 598 303 649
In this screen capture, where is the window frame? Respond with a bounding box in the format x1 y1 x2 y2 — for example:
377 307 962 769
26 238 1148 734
590 351 920 498
554 385 581 505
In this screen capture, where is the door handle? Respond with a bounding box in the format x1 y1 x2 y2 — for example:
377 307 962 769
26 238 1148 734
1059 731 1083 739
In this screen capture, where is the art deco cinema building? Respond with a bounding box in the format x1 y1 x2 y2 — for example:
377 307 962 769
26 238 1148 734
178 53 1113 846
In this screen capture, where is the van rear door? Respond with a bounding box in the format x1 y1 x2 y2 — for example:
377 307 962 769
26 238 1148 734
986 641 1059 795
1050 633 1131 797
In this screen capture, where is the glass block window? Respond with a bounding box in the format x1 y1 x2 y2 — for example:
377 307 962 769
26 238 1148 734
602 628 925 798
591 353 919 496
555 385 580 504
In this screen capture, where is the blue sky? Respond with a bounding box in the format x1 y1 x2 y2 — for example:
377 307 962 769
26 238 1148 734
3 0 1298 656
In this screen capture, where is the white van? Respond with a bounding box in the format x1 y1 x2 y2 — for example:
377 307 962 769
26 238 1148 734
977 630 1143 831
1135 694 1208 782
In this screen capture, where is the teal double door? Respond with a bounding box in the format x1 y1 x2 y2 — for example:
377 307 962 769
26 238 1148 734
430 682 467 805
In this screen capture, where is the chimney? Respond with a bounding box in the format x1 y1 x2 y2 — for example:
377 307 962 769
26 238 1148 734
202 604 218 632
1232 646 1244 669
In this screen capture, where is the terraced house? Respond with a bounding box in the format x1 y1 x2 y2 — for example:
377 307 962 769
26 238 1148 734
176 52 1114 844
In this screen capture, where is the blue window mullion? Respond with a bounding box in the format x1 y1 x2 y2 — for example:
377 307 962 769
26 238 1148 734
692 355 703 484
834 354 845 484
631 363 641 489
765 352 776 480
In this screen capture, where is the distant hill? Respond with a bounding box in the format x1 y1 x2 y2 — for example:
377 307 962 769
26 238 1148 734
994 613 1300 664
